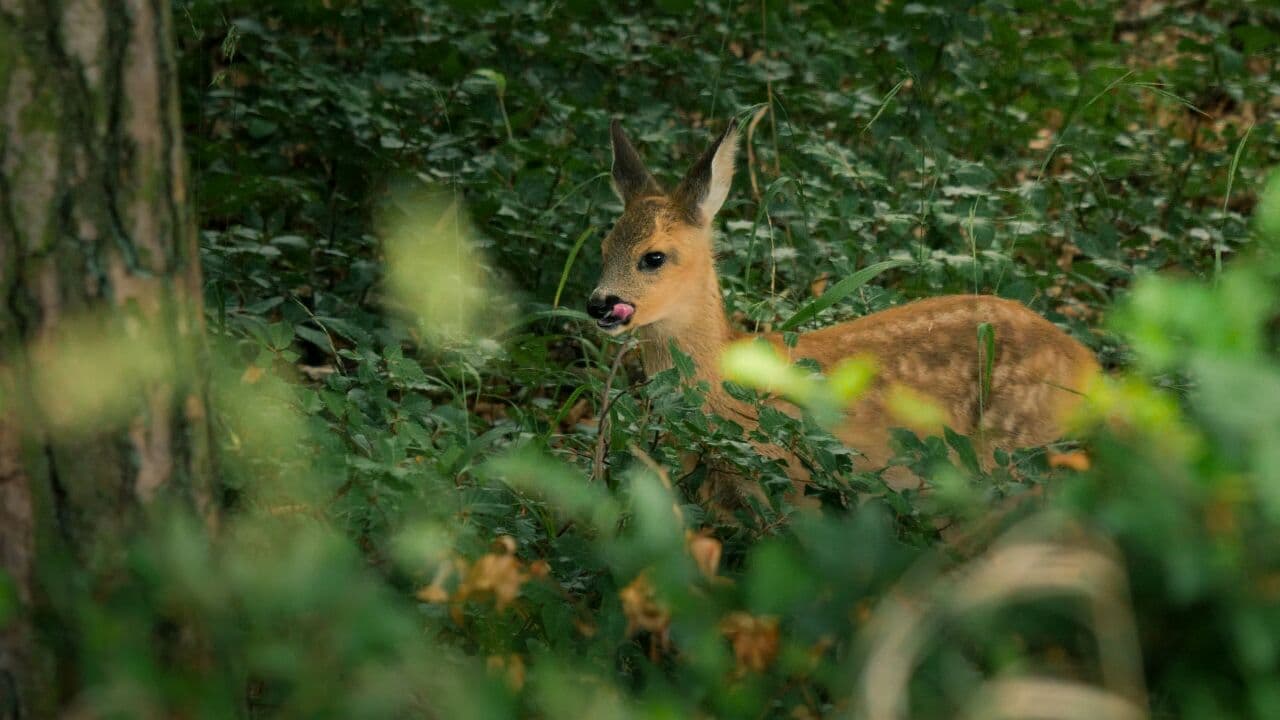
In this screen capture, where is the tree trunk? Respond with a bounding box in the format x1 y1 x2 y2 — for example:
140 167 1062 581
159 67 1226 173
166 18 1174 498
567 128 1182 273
0 0 212 715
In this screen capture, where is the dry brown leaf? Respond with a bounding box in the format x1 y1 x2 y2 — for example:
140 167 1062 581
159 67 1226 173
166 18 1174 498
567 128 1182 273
455 540 529 610
854 600 873 625
573 617 598 638
1028 127 1055 151
416 562 455 604
1057 242 1081 272
562 398 591 428
416 584 449 604
298 364 336 381
619 573 670 638
1047 451 1091 472
486 654 526 691
805 635 836 673
686 530 722 580
721 612 780 674
809 273 830 298
491 535 517 555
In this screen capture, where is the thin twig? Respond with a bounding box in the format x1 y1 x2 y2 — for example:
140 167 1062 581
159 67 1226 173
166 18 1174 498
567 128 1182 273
591 339 636 485
761 0 780 175
746 105 770 201
290 296 342 372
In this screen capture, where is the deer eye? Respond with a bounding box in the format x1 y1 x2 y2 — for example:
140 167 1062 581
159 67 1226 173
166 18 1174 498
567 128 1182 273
639 251 666 271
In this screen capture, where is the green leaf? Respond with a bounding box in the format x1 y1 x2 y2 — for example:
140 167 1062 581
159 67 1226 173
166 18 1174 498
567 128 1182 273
270 234 309 248
267 322 294 350
977 321 995 408
778 259 912 330
473 68 506 95
246 117 277 138
944 427 982 476
294 325 330 351
669 339 696 380
746 542 816 614
0 569 15 628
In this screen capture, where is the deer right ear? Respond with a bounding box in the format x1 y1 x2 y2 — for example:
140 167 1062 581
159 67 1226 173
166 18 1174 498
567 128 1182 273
610 120 661 206
671 119 739 227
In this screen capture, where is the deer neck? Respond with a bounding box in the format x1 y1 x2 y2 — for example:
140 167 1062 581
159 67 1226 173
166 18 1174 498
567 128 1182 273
636 264 733 386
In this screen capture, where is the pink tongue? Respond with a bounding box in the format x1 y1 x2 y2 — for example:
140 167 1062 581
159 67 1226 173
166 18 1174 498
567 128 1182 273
611 303 634 321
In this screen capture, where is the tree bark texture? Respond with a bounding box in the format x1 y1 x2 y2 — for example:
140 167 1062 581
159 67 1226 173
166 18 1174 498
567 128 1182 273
0 0 212 715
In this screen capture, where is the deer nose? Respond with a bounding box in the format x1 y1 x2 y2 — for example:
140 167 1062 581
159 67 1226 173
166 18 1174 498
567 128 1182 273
586 292 618 320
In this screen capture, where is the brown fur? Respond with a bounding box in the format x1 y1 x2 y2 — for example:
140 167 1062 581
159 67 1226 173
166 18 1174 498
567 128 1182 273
592 121 1099 507
780 295 1099 487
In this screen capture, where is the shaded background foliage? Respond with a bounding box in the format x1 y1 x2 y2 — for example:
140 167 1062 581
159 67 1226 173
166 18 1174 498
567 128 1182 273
12 0 1279 717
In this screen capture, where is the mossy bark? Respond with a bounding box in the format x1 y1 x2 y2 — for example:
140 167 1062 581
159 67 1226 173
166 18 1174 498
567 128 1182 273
0 0 212 715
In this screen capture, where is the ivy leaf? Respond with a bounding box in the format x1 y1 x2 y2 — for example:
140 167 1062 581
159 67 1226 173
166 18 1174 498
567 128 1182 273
944 427 982 476
669 339 696 380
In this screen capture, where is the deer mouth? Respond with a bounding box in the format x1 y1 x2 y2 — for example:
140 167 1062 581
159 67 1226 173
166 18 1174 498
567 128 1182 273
597 302 635 331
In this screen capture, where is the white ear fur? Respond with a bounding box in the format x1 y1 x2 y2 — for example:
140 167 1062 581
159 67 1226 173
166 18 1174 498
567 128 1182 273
698 127 738 221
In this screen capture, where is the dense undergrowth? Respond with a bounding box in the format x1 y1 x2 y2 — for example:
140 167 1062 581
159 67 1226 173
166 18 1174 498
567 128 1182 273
40 0 1280 717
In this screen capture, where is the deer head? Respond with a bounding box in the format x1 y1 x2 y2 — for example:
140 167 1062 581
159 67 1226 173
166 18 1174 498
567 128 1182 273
587 119 739 335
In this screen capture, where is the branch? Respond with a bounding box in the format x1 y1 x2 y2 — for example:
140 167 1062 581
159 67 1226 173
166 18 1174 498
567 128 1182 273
590 339 636 485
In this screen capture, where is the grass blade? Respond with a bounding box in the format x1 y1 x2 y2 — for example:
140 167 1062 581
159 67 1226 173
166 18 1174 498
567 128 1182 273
553 226 594 309
977 321 996 410
862 76 909 135
778 258 912 331
1219 122 1256 280
542 171 609 218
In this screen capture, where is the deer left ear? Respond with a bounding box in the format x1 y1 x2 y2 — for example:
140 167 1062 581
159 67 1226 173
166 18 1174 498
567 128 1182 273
610 120 662 207
673 119 739 227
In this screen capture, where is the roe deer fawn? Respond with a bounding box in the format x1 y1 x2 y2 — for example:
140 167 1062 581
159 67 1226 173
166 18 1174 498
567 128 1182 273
586 118 1099 510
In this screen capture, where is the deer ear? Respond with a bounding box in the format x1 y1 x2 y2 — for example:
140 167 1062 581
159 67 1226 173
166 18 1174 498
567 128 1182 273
610 120 661 206
672 119 739 227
